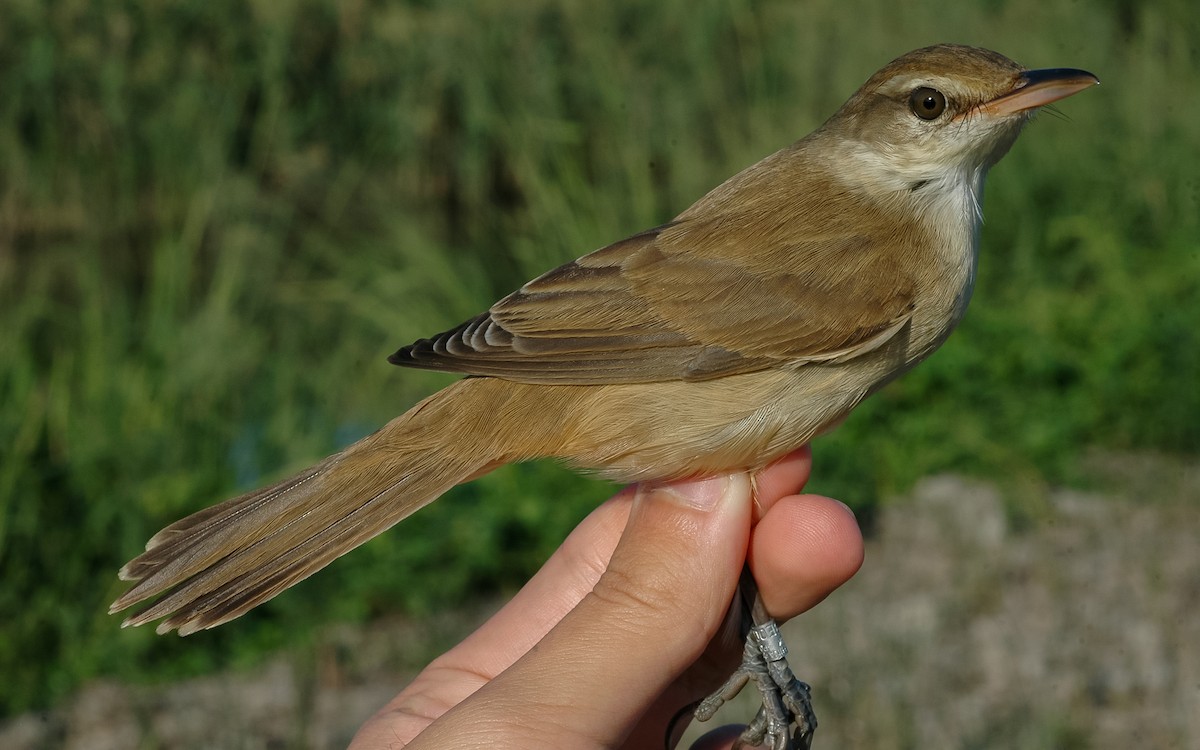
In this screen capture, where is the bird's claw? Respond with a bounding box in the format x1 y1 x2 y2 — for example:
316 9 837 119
694 620 816 749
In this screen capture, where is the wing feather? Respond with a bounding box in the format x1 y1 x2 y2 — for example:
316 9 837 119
390 159 924 384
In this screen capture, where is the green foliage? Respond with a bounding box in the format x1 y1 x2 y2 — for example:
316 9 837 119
0 0 1196 716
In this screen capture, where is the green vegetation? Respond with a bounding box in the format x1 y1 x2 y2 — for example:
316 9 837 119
1 0 1196 717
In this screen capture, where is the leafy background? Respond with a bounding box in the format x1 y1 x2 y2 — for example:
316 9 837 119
1 0 1197 723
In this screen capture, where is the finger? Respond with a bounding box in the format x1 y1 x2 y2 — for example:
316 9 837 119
406 472 756 749
749 446 813 521
748 493 863 620
351 491 636 746
432 489 636 676
650 492 861 746
352 451 833 748
428 445 815 684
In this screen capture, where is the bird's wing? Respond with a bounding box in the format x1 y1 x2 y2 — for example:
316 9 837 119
391 197 921 385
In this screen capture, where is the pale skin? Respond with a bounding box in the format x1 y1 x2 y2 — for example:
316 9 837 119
349 446 864 749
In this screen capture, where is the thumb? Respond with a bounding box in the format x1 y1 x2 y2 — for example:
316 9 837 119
593 472 755 660
410 472 754 749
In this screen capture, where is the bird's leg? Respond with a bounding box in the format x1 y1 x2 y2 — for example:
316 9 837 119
694 566 816 750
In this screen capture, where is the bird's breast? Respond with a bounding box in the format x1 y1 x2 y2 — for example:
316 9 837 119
903 166 985 362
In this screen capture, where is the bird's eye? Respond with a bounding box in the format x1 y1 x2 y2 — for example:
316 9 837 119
908 87 947 120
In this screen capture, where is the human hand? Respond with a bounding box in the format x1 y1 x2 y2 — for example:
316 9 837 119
349 446 863 749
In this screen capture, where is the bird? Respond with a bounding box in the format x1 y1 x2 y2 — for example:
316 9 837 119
111 44 1097 749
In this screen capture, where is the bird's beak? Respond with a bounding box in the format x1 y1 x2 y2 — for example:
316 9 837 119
975 67 1099 117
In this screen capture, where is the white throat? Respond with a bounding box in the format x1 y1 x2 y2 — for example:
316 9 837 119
842 141 987 303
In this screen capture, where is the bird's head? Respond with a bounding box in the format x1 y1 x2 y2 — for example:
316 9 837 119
821 44 1098 193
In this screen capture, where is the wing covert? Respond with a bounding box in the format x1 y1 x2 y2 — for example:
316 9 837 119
391 178 923 384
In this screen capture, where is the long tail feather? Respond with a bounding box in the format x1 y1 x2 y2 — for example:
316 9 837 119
110 379 508 634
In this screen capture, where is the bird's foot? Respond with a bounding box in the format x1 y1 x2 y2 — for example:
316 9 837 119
695 619 816 750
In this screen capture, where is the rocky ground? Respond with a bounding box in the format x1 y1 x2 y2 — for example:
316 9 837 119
5 455 1198 749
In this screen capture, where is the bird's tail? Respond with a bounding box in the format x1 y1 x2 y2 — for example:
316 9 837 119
110 378 534 635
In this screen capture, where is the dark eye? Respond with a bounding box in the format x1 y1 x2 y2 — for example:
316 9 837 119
908 87 947 120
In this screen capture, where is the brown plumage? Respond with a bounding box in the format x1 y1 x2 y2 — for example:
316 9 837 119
111 45 1097 635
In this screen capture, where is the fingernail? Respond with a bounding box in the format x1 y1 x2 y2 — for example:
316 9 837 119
655 474 732 512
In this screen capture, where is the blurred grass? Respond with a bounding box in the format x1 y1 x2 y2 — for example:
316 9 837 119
0 0 1196 717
